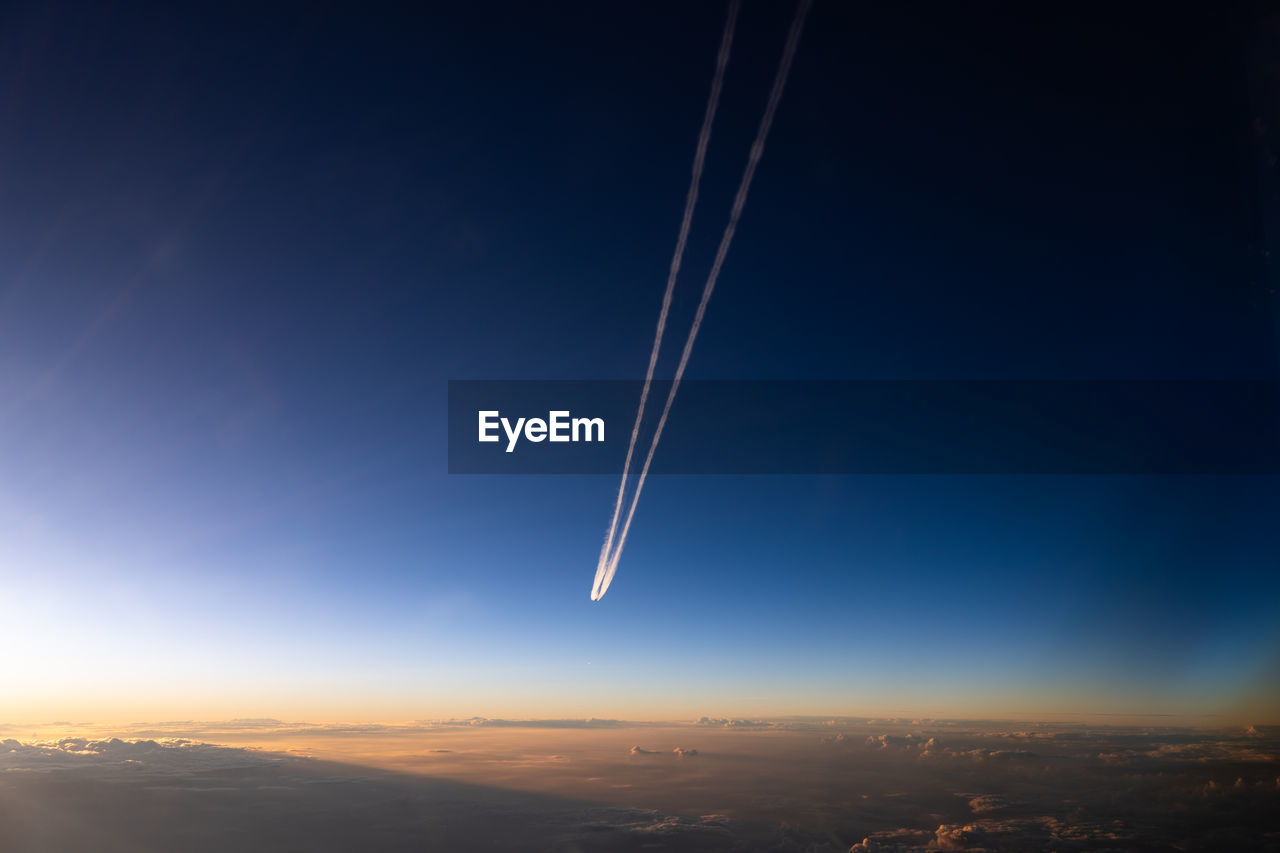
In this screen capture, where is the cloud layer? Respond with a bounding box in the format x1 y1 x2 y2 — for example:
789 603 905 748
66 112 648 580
0 720 1276 851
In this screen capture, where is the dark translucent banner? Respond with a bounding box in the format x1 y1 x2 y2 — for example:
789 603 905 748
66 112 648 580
447 380 1280 474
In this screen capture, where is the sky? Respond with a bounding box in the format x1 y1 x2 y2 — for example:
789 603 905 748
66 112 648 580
1 1 1278 724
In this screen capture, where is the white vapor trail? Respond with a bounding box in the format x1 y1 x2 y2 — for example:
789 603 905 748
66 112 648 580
593 0 813 601
591 0 741 601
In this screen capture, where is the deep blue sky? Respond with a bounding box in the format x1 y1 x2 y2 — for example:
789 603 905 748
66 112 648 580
1 1 1277 721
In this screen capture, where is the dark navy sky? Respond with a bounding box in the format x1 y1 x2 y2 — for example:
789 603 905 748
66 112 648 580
1 1 1277 721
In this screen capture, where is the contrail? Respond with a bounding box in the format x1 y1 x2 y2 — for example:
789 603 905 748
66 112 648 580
592 0 741 601
593 0 812 601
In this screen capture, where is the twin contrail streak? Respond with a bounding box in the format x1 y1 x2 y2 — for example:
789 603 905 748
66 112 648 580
592 0 812 601
591 0 741 602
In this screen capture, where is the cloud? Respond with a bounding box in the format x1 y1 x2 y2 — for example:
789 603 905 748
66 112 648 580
628 745 698 758
933 816 1143 851
0 737 275 775
461 717 627 729
695 717 774 729
848 828 935 851
576 807 734 837
965 794 1012 815
87 718 643 740
865 733 922 750
573 808 844 852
